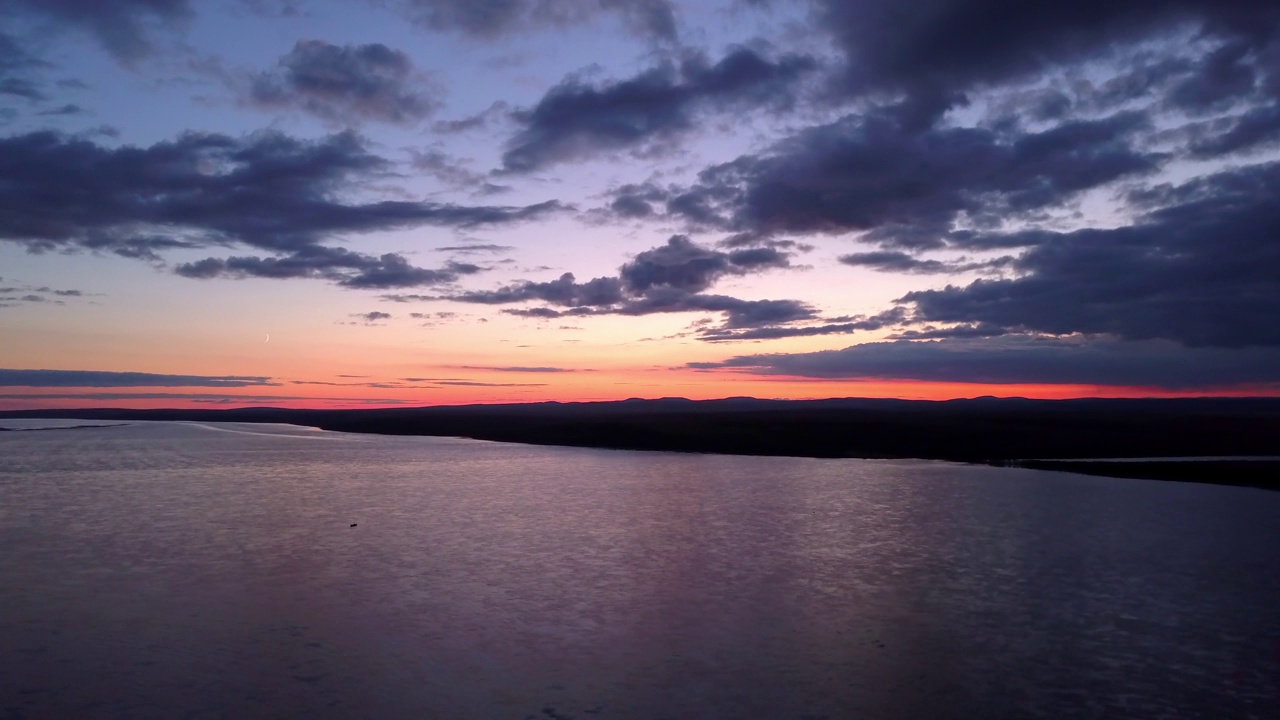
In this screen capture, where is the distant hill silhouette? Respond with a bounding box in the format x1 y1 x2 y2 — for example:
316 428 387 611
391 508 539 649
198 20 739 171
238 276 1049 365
5 397 1280 484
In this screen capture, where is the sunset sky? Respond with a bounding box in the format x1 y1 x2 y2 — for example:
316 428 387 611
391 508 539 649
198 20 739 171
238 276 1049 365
2 0 1279 409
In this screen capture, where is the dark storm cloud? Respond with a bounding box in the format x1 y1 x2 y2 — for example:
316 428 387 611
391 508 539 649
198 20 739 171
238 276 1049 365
608 183 668 219
1166 40 1258 112
0 30 47 100
669 108 1159 248
1081 55 1195 112
808 0 1280 116
0 369 275 387
688 337 1280 390
449 235 791 304
903 161 1280 348
1188 103 1280 158
613 288 815 328
393 0 676 42
0 130 559 264
0 32 36 70
891 323 1009 341
499 293 818 332
432 243 514 254
7 0 191 64
448 235 807 337
697 307 907 342
501 47 816 172
610 195 653 219
619 235 789 294
717 236 812 252
0 77 43 100
838 251 1011 275
455 272 626 307
37 103 88 116
248 40 437 125
502 307 570 319
625 0 1279 293
175 248 482 290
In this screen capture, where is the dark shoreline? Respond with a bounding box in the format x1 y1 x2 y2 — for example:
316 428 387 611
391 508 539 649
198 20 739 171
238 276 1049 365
0 423 128 432
3 397 1279 489
1008 459 1280 490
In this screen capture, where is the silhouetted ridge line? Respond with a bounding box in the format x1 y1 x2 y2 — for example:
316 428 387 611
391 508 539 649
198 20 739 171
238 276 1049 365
4 398 1280 483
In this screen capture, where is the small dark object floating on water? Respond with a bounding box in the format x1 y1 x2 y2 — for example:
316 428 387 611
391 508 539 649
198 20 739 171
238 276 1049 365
350 523 357 527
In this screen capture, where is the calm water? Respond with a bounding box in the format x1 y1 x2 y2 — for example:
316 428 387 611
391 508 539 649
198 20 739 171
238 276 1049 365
2 421 1278 719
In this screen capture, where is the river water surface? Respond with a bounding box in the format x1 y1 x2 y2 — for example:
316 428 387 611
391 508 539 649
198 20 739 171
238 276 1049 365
2 420 1277 719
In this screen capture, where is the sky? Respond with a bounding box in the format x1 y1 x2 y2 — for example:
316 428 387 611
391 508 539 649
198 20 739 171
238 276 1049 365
1 0 1279 409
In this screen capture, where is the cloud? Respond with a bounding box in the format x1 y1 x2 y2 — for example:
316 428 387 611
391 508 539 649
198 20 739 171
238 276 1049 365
664 108 1159 248
0 392 403 403
890 323 1009 341
409 148 485 186
5 0 191 65
904 161 1280 348
838 251 1012 274
455 272 626 306
608 183 666 218
0 30 48 101
1166 39 1259 112
175 248 482 290
503 307 577 319
697 307 906 342
0 282 91 308
356 311 392 322
0 369 275 387
688 337 1280 390
0 130 560 269
1188 103 1280 158
446 234 811 332
36 103 88 116
431 101 510 134
808 0 1280 118
500 289 819 332
0 77 43 100
393 0 677 42
433 243 514 254
501 47 816 172
619 234 790 294
615 287 814 327
446 235 812 337
247 40 437 126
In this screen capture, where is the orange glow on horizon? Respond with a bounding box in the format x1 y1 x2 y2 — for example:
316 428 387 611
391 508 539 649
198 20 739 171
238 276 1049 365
2 371 1277 412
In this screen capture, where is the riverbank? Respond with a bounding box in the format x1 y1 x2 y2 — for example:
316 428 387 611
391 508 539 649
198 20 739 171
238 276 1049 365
4 397 1279 489
1011 459 1280 491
